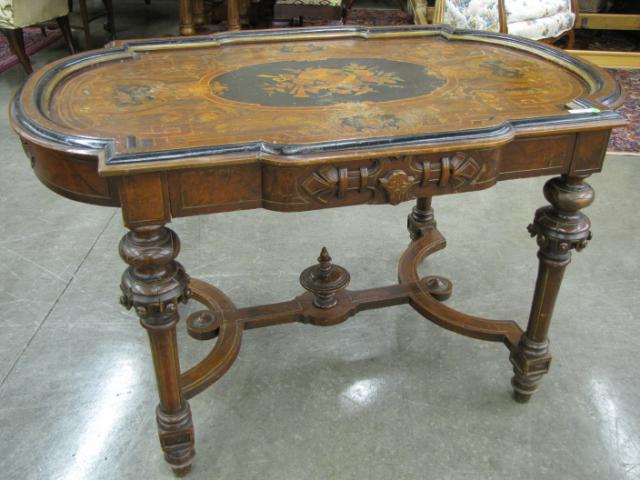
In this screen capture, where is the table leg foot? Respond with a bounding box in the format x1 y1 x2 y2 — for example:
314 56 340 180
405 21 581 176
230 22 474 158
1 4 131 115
173 465 192 477
157 404 195 475
510 175 593 402
513 390 532 404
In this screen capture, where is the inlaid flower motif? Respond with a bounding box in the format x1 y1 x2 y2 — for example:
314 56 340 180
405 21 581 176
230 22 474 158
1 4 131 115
259 63 403 99
112 84 154 107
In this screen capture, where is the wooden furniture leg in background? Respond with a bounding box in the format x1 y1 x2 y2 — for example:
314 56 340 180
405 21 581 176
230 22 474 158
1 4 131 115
227 0 241 30
180 0 195 35
103 0 116 39
511 175 594 402
0 27 32 74
193 0 206 27
119 225 195 476
56 16 77 54
77 0 93 48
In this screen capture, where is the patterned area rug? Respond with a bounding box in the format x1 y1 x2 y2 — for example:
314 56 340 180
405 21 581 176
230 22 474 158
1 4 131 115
608 69 639 154
0 27 63 74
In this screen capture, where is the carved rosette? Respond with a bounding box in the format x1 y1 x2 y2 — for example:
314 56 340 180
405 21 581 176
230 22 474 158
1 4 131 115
379 170 419 205
119 225 191 327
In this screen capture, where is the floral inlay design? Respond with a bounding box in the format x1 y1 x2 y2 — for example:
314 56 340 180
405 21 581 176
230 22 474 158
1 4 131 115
112 84 154 107
259 63 403 98
480 60 524 79
210 58 445 107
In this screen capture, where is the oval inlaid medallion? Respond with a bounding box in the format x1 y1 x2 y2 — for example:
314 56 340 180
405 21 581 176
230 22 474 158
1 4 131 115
210 58 446 107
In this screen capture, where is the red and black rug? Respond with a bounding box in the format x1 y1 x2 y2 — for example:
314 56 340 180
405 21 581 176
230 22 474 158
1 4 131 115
608 69 640 154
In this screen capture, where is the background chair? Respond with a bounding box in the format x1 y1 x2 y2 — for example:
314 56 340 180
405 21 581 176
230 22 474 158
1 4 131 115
68 0 115 49
433 0 578 48
272 0 344 27
0 0 75 74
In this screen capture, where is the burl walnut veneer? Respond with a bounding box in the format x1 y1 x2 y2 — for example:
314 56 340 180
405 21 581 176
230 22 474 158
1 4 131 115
10 26 626 475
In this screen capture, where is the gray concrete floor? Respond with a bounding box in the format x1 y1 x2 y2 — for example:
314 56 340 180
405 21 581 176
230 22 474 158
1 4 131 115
1 2 640 479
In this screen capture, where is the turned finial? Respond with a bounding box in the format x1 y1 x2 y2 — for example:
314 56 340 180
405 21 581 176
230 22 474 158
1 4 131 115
300 247 350 309
317 247 332 276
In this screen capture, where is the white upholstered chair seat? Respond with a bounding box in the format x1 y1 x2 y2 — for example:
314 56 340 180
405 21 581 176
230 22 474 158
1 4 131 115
507 9 575 40
434 0 576 45
0 0 68 29
505 0 569 23
442 0 501 32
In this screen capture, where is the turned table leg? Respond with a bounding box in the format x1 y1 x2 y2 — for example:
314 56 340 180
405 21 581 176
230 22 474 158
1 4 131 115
180 0 195 35
119 225 195 475
407 197 436 241
511 175 594 403
193 0 206 27
227 0 241 31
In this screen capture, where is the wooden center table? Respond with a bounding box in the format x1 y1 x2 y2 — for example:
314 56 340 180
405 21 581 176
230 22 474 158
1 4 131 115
10 25 626 475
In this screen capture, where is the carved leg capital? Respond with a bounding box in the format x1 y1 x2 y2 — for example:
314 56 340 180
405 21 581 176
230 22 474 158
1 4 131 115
512 175 593 402
119 225 195 474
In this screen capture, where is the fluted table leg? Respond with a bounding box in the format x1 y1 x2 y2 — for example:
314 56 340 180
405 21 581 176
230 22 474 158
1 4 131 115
511 175 594 403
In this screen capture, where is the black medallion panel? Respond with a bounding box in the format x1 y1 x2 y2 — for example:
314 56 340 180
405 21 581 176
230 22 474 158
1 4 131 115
210 58 446 107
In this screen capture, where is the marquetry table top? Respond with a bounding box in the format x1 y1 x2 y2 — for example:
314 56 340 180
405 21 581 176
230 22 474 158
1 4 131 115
11 26 624 175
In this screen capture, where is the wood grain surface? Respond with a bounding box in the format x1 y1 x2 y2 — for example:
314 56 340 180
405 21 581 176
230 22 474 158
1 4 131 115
12 26 625 175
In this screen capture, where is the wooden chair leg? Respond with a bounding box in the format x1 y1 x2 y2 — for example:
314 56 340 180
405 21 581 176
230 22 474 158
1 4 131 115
56 16 77 54
180 0 195 35
78 0 93 49
227 0 241 30
102 0 116 40
566 29 576 49
0 27 33 74
194 0 206 26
